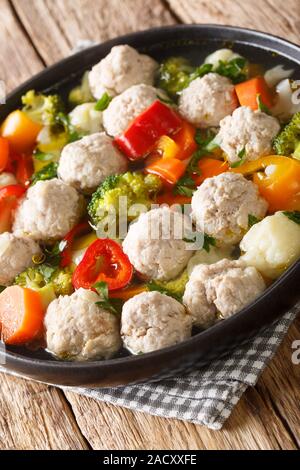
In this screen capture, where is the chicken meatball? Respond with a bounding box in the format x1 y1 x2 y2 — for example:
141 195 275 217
103 84 161 137
178 73 237 127
0 172 17 188
121 291 192 354
13 178 83 241
183 259 266 328
0 232 41 285
45 288 121 361
191 172 268 246
240 211 300 279
123 207 194 281
217 106 281 164
88 45 158 99
58 132 128 193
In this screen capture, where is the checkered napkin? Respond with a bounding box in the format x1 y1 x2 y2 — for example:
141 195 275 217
63 307 298 430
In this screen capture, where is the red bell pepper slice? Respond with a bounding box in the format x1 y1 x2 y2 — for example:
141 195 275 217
0 137 10 172
72 239 133 292
60 221 91 268
14 154 34 187
114 100 182 161
0 184 26 233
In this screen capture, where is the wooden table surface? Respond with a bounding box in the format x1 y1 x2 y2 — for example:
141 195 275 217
0 0 299 450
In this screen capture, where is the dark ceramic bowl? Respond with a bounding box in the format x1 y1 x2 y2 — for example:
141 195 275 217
1 25 300 387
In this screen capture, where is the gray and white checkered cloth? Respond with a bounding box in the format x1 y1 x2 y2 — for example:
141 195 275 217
63 307 298 430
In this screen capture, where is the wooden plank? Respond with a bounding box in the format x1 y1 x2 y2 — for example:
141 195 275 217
11 0 176 65
167 0 300 43
63 317 300 450
0 0 43 91
0 373 89 449
256 319 300 446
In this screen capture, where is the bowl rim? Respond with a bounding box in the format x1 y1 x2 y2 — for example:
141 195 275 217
1 23 300 372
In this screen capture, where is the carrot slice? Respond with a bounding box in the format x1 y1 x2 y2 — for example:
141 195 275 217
0 137 9 172
235 76 273 111
156 192 191 206
0 286 45 345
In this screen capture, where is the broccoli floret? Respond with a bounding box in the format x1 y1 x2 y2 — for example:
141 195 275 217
22 90 64 126
157 57 193 97
88 172 162 226
15 264 73 297
273 112 300 156
69 71 94 106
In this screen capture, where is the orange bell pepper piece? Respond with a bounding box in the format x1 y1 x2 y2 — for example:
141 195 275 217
231 155 300 212
152 121 197 161
235 76 273 111
146 158 187 186
1 110 42 153
193 158 229 185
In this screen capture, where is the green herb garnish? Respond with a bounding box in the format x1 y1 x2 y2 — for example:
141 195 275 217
31 162 58 185
256 94 271 115
93 281 122 314
203 234 217 253
248 214 260 228
94 92 113 111
230 147 247 168
215 57 248 84
174 175 196 197
283 211 300 225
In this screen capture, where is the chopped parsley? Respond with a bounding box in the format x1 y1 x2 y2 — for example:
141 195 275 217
256 94 271 115
94 92 113 111
31 162 58 185
248 214 260 228
214 57 248 84
230 147 247 168
203 234 217 252
93 281 123 314
189 63 213 83
174 175 196 197
283 211 300 225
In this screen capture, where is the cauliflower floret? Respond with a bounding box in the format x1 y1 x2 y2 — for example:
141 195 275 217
44 288 121 361
121 291 192 354
183 259 266 328
240 211 300 279
191 172 268 246
123 207 194 281
178 73 237 127
13 178 84 241
0 172 17 188
204 49 242 69
69 103 104 135
217 106 281 164
103 84 161 137
0 232 41 286
58 133 128 193
89 45 158 99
